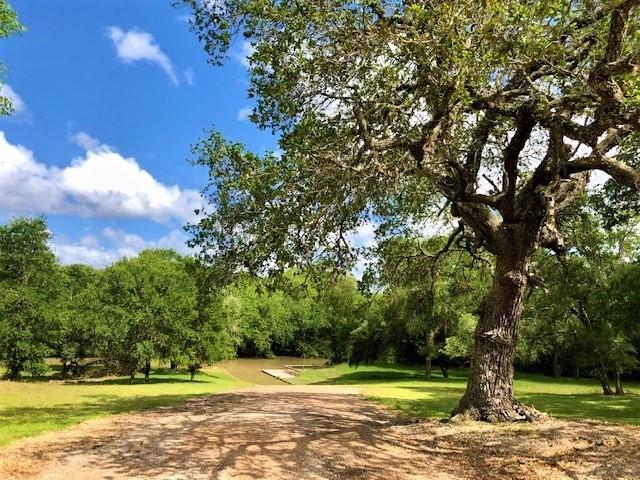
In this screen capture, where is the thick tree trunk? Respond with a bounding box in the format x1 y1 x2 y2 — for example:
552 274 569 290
452 253 540 422
190 365 197 382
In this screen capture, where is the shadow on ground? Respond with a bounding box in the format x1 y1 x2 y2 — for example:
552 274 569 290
2 390 640 480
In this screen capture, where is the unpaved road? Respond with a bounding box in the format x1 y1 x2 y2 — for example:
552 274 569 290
1 385 639 480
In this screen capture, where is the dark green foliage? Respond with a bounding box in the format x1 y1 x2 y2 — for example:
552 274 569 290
0 217 59 379
94 250 199 382
51 264 100 377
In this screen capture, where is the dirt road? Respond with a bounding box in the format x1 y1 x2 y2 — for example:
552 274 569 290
1 385 639 480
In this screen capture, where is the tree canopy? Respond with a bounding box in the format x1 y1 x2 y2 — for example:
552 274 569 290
183 0 640 421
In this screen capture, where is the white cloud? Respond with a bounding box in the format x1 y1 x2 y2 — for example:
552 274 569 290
232 40 255 68
107 26 179 85
177 14 194 23
347 221 378 249
0 84 25 113
0 132 65 212
53 228 191 268
237 106 252 122
69 131 102 152
184 68 195 86
0 131 202 224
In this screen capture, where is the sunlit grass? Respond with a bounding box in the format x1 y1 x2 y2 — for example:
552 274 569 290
0 366 246 447
295 363 640 424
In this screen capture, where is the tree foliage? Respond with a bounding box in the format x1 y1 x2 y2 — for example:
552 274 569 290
182 0 640 420
0 218 58 379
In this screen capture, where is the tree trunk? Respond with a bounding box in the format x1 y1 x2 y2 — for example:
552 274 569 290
190 365 196 382
425 357 432 380
440 360 449 379
552 351 562 378
7 366 20 381
143 360 151 384
424 331 435 380
129 370 136 384
453 253 539 422
614 369 624 396
170 359 178 370
598 368 613 395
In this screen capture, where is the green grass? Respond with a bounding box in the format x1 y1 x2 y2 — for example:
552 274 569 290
295 363 640 424
0 366 246 447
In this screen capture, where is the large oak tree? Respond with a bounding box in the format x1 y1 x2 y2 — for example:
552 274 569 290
183 0 640 421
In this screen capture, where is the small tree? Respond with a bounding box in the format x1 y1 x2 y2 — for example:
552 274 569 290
0 217 59 380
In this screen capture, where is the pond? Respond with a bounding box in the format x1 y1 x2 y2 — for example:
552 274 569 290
218 357 326 385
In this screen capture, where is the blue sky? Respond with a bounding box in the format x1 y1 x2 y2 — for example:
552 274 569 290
0 0 277 266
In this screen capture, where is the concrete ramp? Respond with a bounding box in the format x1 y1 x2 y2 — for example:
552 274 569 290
262 368 296 383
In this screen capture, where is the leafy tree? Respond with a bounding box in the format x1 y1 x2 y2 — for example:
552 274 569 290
184 0 640 420
522 210 640 394
0 1 23 115
95 250 198 383
0 217 59 380
181 258 236 380
354 235 490 377
52 264 99 378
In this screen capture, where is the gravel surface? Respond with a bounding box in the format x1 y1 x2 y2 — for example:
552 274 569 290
1 385 639 479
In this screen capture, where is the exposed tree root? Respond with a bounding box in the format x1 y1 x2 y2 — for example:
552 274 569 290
451 399 547 423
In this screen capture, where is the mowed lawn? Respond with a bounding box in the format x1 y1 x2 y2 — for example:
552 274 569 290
295 363 640 425
0 367 246 447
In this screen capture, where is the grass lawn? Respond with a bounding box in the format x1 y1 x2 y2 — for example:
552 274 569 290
295 363 640 425
0 366 246 447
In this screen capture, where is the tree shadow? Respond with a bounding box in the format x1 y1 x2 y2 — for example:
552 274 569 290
6 391 639 480
0 393 206 447
520 392 640 425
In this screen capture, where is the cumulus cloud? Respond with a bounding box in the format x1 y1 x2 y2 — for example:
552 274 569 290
0 131 202 224
52 228 191 268
0 84 25 113
107 26 179 85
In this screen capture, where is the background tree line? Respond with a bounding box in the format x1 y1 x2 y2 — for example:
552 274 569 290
1 210 638 393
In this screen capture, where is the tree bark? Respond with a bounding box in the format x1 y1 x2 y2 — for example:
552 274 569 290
190 365 197 382
552 351 562 378
452 253 540 422
424 331 435 380
614 369 624 396
143 360 151 384
439 359 449 379
598 368 613 395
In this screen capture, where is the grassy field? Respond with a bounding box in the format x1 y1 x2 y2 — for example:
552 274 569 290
0 367 246 447
295 363 640 425
2 361 638 449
